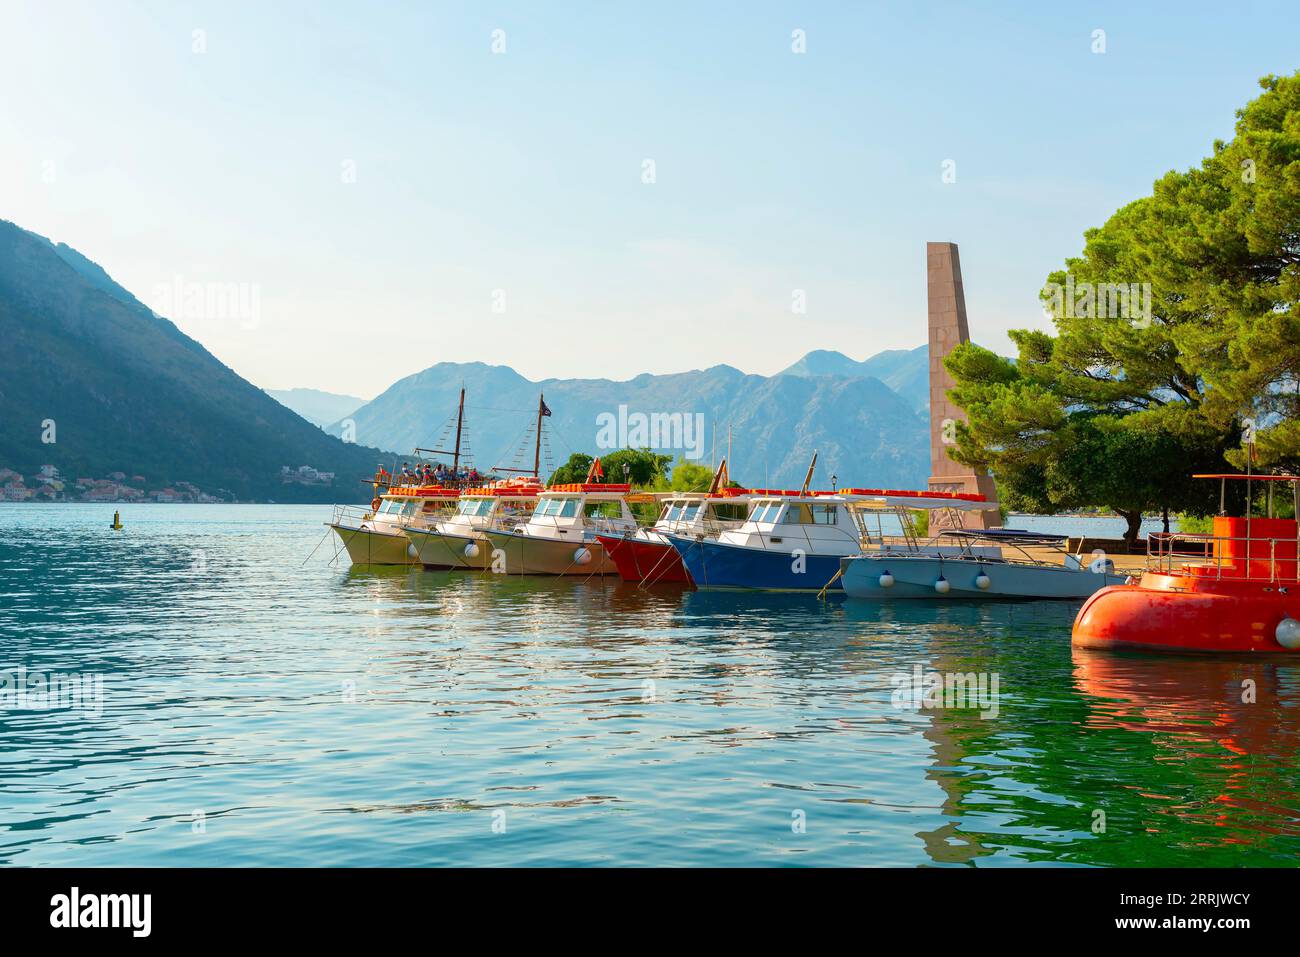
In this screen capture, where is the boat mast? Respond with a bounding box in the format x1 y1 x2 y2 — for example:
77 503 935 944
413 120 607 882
708 457 728 494
452 386 465 474
800 451 818 496
533 393 545 478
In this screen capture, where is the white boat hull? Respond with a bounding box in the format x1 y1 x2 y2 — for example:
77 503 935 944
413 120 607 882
840 555 1127 599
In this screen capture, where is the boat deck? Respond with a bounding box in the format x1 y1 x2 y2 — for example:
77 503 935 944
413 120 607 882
874 538 1198 577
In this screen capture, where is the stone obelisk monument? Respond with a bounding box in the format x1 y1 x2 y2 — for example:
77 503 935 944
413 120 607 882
926 242 1000 528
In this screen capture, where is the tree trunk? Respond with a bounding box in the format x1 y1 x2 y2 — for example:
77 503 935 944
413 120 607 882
1118 510 1143 552
1162 507 1170 534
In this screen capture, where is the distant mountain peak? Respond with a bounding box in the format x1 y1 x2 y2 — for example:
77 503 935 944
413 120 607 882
779 344 930 411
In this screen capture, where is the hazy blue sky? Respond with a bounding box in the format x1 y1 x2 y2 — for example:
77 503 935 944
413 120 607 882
2 1 1296 397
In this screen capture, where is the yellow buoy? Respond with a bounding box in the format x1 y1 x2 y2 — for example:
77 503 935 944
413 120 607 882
111 510 124 531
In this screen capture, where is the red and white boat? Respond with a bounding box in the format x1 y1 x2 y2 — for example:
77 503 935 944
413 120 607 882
1074 474 1300 654
596 486 753 584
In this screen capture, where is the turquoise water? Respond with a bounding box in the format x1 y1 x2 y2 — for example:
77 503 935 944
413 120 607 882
1 504 1297 867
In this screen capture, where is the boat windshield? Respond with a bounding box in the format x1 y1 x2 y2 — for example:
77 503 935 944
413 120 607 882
751 501 784 523
584 500 623 519
782 503 839 525
708 502 748 522
456 499 495 518
660 500 687 522
535 496 580 518
379 499 417 517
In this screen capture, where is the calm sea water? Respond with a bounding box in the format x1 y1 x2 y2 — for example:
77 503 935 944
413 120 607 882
1 504 1297 867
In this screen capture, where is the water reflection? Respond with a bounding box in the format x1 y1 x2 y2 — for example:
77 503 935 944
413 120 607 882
1072 648 1300 848
4 506 1300 866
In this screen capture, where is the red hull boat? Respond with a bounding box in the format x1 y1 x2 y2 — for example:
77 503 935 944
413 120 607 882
596 534 692 584
1074 475 1300 655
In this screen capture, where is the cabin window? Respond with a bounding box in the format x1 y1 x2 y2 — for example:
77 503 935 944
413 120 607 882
783 504 813 524
752 502 783 523
584 501 623 519
781 503 838 524
661 501 686 522
537 496 580 518
680 503 702 523
456 499 493 517
710 503 748 522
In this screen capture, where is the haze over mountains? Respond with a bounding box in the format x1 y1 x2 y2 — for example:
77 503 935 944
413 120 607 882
266 388 367 429
1 217 939 499
777 346 929 412
323 351 932 489
0 220 389 502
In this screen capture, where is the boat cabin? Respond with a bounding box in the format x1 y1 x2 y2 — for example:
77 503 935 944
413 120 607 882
439 482 542 533
716 488 997 557
716 492 868 555
653 489 753 535
520 483 638 541
371 487 460 528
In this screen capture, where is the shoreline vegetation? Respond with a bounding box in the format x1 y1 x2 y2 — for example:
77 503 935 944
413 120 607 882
944 72 1300 548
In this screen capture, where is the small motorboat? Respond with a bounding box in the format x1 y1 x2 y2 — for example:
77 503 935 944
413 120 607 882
479 479 638 576
664 486 993 592
1073 473 1300 654
327 386 484 566
403 478 542 569
839 529 1127 599
596 460 752 584
328 485 460 566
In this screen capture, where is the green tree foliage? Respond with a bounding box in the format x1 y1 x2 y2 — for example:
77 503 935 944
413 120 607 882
547 452 593 485
601 448 673 485
546 448 672 487
946 73 1300 545
668 457 716 492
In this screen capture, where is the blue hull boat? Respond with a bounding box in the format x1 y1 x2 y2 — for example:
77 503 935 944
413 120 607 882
666 535 847 591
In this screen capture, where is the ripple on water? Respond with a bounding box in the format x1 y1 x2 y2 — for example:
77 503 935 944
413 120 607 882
1 504 1298 866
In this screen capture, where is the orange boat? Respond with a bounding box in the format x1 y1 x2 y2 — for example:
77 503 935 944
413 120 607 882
1074 474 1300 654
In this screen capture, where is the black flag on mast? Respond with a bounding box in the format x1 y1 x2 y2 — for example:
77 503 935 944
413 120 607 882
540 399 552 417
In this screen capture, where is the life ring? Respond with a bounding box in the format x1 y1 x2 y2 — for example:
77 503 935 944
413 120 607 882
370 497 382 511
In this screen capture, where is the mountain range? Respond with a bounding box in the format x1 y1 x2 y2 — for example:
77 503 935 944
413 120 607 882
0 217 941 498
0 220 389 502
777 346 930 412
324 353 933 490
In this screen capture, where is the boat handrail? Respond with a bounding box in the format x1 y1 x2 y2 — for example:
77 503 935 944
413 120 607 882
866 546 1067 570
1146 529 1300 583
331 503 377 526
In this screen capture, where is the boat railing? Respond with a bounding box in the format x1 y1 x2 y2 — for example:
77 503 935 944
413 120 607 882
493 513 531 533
1146 530 1300 582
331 503 376 527
654 516 747 538
587 516 641 536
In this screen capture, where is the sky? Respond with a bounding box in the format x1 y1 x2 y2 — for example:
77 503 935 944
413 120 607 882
2 1 1297 398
